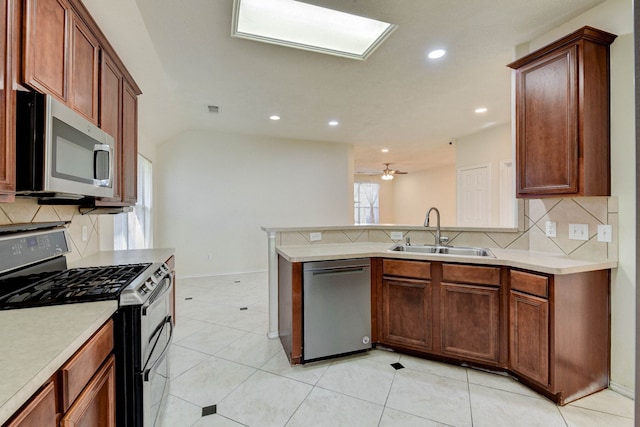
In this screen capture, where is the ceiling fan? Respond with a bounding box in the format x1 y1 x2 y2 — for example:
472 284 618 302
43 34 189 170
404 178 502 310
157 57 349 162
364 163 408 180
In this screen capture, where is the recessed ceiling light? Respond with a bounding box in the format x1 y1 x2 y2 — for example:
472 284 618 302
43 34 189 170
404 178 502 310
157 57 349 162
475 107 488 113
232 0 397 60
328 120 339 126
381 148 389 153
269 115 281 121
428 49 446 59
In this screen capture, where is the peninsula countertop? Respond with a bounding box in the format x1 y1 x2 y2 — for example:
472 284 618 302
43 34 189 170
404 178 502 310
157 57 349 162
276 242 617 275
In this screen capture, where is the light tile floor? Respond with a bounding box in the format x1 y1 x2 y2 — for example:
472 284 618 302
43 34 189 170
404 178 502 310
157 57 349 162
159 272 634 427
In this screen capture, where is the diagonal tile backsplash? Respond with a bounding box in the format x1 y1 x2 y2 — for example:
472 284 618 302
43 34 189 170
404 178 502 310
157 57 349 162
0 198 101 263
276 196 617 262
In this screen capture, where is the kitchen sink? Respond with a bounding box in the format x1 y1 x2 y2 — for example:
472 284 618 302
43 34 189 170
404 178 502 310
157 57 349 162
389 244 495 257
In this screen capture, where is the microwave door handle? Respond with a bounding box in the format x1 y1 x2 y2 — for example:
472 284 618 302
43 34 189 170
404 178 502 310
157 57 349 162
93 144 112 187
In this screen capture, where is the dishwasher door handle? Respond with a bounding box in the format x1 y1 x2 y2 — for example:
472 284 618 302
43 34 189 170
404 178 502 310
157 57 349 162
310 266 367 276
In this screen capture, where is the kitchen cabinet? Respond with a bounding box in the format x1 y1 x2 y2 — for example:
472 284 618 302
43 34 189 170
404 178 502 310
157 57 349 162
5 381 56 427
23 0 71 101
508 269 609 404
509 271 549 386
121 79 138 205
0 0 15 202
95 52 122 204
18 0 141 206
3 319 115 426
69 13 99 124
380 260 433 352
60 355 115 427
508 26 617 198
440 264 500 364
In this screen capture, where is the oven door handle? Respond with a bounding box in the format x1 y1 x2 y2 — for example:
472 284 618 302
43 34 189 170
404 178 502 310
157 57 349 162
142 275 172 316
143 315 173 382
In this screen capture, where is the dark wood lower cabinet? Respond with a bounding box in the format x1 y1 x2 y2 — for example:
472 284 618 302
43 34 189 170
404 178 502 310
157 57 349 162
278 256 609 406
509 290 549 386
5 381 57 427
381 277 432 351
60 355 116 427
440 282 499 363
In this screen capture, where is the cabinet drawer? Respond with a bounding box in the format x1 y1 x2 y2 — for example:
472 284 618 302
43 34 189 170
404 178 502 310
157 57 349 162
442 264 500 286
59 319 114 412
383 259 430 280
511 270 548 298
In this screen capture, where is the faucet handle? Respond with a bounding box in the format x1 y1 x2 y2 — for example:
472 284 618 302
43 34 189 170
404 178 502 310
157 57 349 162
439 236 449 246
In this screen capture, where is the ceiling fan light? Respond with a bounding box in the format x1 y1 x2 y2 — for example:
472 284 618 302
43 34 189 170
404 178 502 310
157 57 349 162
381 173 394 181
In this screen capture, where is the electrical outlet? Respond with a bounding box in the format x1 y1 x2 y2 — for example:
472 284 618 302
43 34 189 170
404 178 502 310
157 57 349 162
568 224 589 241
390 231 403 241
309 232 322 241
545 221 557 237
597 224 612 242
81 226 88 242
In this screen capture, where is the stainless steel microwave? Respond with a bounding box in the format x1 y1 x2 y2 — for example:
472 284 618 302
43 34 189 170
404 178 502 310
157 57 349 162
16 92 115 199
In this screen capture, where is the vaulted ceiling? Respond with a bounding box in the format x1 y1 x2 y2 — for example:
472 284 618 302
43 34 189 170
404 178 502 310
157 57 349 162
82 0 606 173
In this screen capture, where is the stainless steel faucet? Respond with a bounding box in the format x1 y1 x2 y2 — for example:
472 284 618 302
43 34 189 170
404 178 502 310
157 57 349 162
424 207 442 246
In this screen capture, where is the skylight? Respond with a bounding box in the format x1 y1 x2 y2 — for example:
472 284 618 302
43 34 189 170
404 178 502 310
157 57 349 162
231 0 397 60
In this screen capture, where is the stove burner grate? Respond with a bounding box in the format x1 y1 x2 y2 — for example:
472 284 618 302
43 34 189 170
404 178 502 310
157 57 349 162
0 263 151 309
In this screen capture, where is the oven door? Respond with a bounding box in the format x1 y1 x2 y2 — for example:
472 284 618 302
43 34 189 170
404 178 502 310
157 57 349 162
139 273 173 427
142 315 172 427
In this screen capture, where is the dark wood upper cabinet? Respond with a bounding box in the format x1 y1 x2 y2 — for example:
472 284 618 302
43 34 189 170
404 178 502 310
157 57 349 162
69 13 99 124
508 26 617 198
23 0 70 101
0 0 15 202
121 79 138 205
95 51 122 205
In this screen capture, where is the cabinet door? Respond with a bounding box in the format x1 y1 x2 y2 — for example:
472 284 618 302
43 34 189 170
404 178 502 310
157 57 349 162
0 0 15 202
60 355 116 427
381 277 432 351
121 79 137 205
515 45 578 196
6 381 57 427
96 52 122 204
509 290 549 386
440 283 499 363
23 0 70 101
69 14 99 123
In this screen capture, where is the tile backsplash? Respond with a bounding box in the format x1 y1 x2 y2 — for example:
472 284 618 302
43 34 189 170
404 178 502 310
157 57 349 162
277 196 617 261
0 198 100 263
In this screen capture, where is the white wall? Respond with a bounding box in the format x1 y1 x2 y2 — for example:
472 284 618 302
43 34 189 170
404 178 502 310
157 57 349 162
526 0 635 396
391 165 457 226
455 123 513 226
154 130 352 277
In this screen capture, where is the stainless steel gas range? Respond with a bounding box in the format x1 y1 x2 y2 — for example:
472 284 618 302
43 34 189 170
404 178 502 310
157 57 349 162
0 223 173 427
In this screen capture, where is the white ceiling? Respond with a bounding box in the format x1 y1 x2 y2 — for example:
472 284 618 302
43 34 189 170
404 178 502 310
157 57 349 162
82 0 605 174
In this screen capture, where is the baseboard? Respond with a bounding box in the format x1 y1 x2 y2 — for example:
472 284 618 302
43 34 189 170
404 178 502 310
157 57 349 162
267 331 280 340
178 270 268 280
609 381 635 399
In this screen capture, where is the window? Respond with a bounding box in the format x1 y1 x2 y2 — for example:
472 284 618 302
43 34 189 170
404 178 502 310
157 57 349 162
114 155 152 249
354 182 380 224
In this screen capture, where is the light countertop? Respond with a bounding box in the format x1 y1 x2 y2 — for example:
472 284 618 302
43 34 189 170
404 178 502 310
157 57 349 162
0 301 118 424
69 248 175 268
1 248 175 424
276 242 617 275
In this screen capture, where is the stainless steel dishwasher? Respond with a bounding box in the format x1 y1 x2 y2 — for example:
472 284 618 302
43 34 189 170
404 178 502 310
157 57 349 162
303 258 371 362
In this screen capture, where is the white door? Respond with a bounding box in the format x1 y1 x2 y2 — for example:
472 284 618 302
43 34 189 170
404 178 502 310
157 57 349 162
500 160 516 227
457 164 491 226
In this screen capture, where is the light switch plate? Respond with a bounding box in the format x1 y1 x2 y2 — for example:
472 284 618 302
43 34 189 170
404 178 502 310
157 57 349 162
309 232 322 241
568 224 589 241
545 221 557 237
597 224 612 242
390 231 403 241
